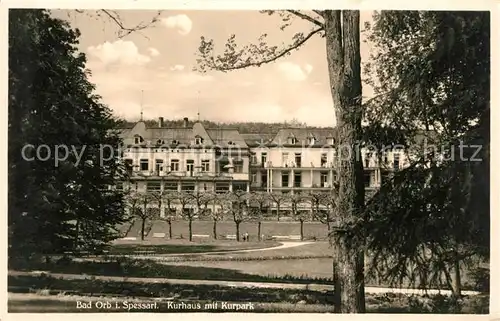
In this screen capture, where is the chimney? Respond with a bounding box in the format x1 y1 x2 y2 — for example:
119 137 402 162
158 117 164 128
183 117 189 127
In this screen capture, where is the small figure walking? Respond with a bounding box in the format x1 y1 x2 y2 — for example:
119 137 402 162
244 232 249 242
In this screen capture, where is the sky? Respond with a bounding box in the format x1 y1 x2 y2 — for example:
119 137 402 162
50 10 375 127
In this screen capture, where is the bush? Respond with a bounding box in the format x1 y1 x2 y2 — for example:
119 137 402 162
407 294 463 313
469 267 489 293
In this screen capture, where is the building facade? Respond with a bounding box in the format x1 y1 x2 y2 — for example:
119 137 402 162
119 118 408 217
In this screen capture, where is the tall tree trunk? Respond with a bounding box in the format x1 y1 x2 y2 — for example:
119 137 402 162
141 219 146 241
168 221 172 239
300 219 304 241
451 250 462 297
277 204 280 221
325 10 365 313
213 219 218 239
188 219 193 242
236 221 240 242
257 221 262 241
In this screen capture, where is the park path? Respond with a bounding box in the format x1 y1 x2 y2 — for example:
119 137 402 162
107 241 314 260
162 241 313 256
9 270 480 296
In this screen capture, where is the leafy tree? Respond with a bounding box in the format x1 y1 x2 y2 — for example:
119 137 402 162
8 9 126 262
308 191 336 231
248 191 271 241
287 193 309 241
195 10 366 311
208 192 225 239
174 191 197 241
223 190 251 242
161 191 179 239
122 190 140 237
191 188 212 219
135 192 156 241
149 190 174 238
269 192 287 222
343 11 490 298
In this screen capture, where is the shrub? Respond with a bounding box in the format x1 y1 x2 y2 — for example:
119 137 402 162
469 267 489 293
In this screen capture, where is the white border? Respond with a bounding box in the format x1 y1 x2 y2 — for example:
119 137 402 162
0 1 498 321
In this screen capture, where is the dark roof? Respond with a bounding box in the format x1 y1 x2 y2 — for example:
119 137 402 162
271 128 337 145
241 133 276 147
119 120 343 147
206 128 248 148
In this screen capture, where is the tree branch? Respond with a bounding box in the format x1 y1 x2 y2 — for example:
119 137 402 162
313 10 326 18
100 9 162 39
286 10 324 28
196 27 324 72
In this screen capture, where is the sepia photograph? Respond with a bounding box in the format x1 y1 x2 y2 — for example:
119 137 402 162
6 5 491 315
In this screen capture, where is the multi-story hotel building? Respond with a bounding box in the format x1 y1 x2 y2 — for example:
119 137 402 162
119 117 408 217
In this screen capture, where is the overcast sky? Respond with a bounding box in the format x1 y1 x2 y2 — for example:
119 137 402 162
50 10 375 126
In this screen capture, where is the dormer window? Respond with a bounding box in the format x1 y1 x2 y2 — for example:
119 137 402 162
156 139 165 145
172 139 178 145
195 136 203 145
327 137 335 145
308 137 315 145
134 135 144 145
287 135 297 145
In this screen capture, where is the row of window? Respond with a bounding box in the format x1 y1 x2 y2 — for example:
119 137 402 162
119 181 248 193
285 136 334 145
125 159 247 174
251 171 337 188
134 136 205 146
251 152 401 169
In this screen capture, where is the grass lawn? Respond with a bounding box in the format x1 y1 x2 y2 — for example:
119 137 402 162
167 257 335 279
8 276 489 313
164 258 483 291
9 254 484 292
109 239 280 255
9 258 333 285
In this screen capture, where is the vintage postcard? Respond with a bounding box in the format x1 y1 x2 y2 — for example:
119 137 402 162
2 0 496 318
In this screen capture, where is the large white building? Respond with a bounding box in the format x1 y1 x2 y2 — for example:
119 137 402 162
119 117 408 217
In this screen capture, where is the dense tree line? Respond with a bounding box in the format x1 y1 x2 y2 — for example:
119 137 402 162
8 9 127 264
116 118 316 133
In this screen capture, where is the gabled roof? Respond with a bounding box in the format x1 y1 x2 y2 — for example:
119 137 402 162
206 128 248 148
120 121 214 146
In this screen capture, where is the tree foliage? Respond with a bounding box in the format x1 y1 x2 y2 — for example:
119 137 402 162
8 9 127 261
223 190 251 241
342 11 490 294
